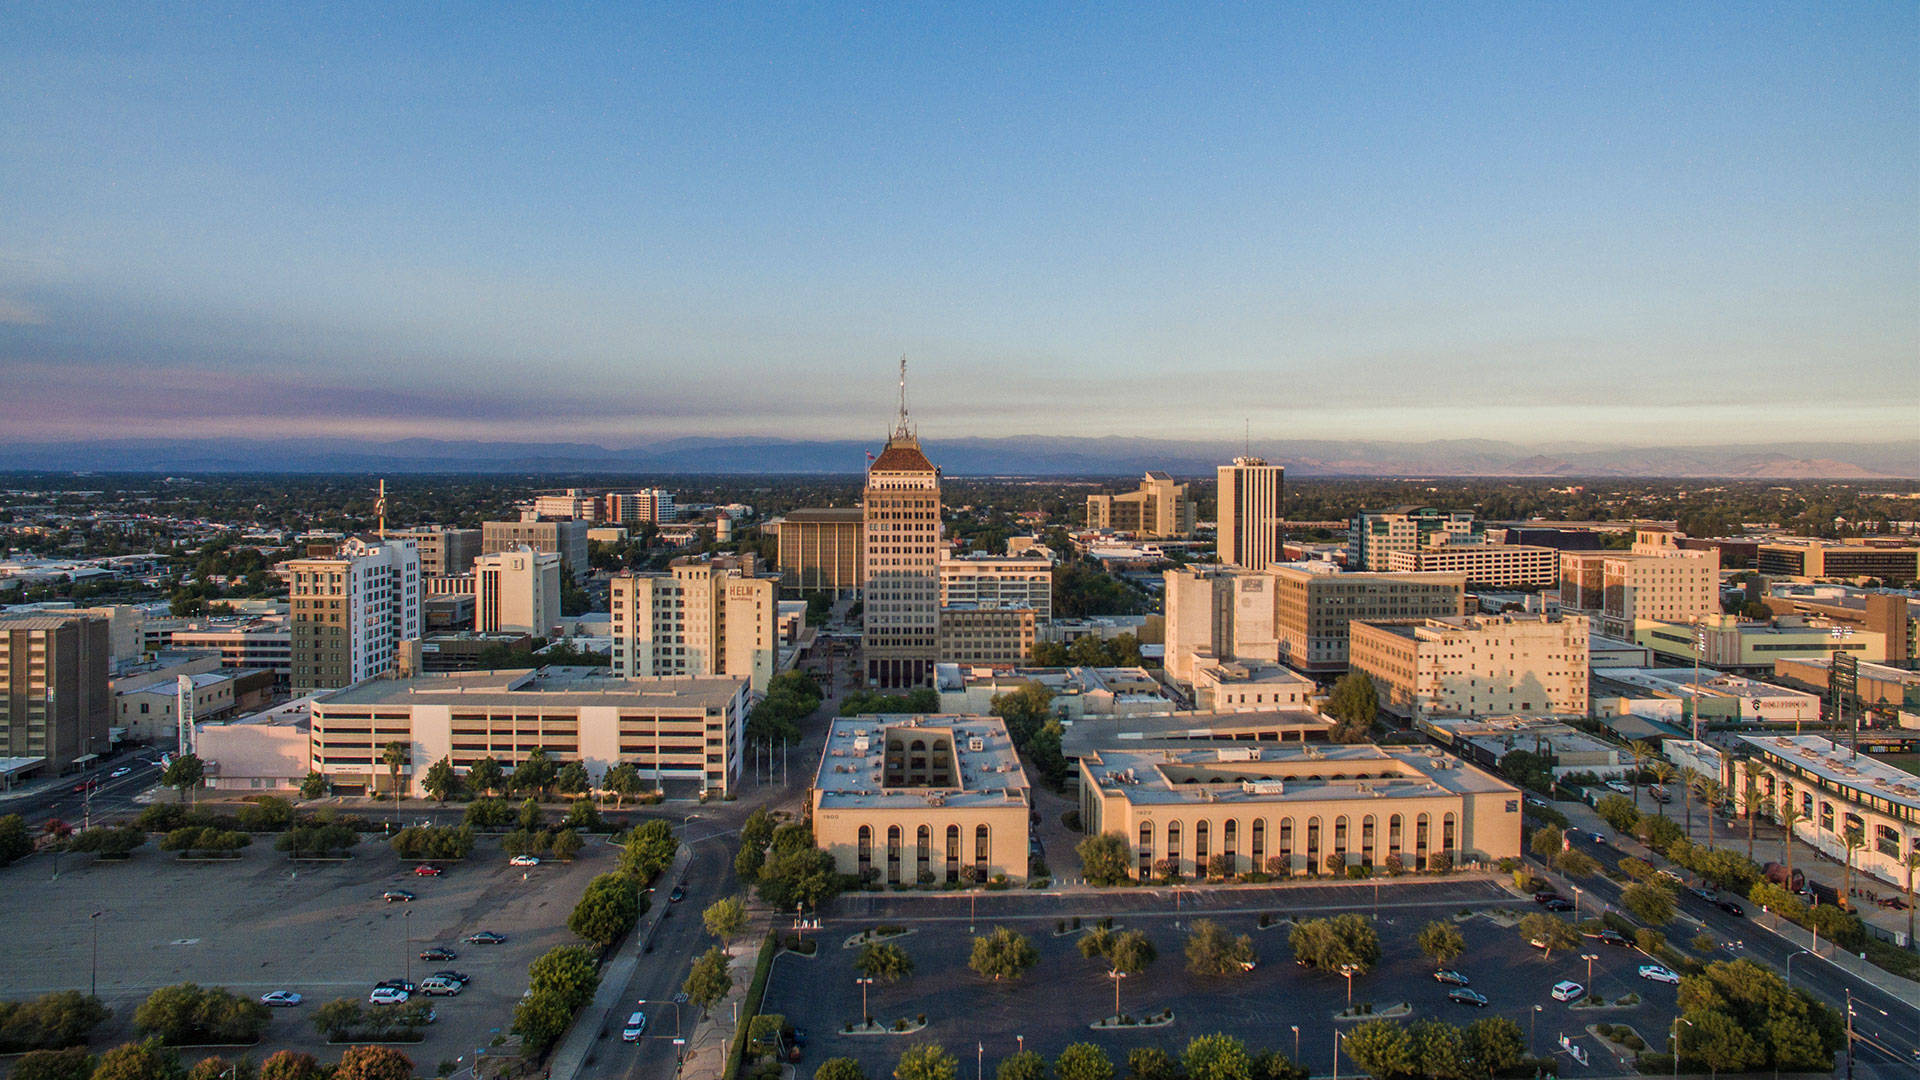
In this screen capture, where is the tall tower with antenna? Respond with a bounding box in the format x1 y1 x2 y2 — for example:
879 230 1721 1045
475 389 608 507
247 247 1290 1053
862 358 943 688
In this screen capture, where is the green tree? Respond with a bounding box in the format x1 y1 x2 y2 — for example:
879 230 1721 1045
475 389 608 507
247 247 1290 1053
703 896 748 945
1410 1019 1470 1080
1340 1020 1413 1080
1186 919 1258 976
1529 825 1564 860
756 845 841 910
1031 641 1070 666
1554 848 1599 878
517 797 544 832
1181 1035 1251 1080
466 756 504 798
133 984 267 1046
1418 920 1466 969
684 946 733 1010
1284 914 1376 973
602 762 642 808
511 748 557 797
1462 1016 1524 1079
528 945 601 1010
332 1045 414 1080
551 827 583 861
1325 672 1377 741
0 813 36 865
297 771 329 800
0 991 110 1051
990 682 1056 746
512 989 573 1053
1054 1043 1114 1080
895 1044 959 1080
997 1052 1048 1080
380 741 408 812
9 1047 93 1080
89 1038 182 1080
856 942 914 983
1682 1010 1764 1078
161 755 204 805
1518 912 1580 959
1075 832 1133 885
619 819 679 881
257 1052 320 1080
567 873 640 947
1621 881 1677 926
968 926 1039 981
235 796 293 831
554 761 590 799
1124 1049 1176 1080
421 757 458 804
462 797 511 829
815 1060 868 1080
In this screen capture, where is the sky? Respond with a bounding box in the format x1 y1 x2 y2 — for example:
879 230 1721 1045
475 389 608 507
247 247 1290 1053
2 3 1915 448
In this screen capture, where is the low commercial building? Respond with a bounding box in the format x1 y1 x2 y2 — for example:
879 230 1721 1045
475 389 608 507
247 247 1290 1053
309 667 748 798
197 695 317 792
417 631 533 672
1348 508 1481 571
933 664 1177 719
935 606 1037 667
1633 615 1886 673
115 668 275 745
1271 565 1470 675
1085 472 1195 538
768 508 864 596
165 616 292 678
1077 743 1522 879
1735 735 1919 894
1773 657 1920 714
811 715 1031 885
1190 660 1316 713
1383 538 1559 589
1759 592 1913 665
1057 709 1335 765
1590 667 1821 728
1348 614 1589 719
1755 540 1920 584
1418 715 1630 779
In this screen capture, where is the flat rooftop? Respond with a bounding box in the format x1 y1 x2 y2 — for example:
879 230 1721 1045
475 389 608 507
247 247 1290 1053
316 666 745 710
815 715 1030 811
1059 708 1333 761
1595 667 1816 702
1739 735 1920 812
1081 743 1517 807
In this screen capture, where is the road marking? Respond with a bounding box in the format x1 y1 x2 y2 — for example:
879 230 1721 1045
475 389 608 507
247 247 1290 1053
169 938 201 945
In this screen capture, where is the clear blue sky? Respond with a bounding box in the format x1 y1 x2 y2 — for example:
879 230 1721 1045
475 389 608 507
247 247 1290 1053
2 3 1914 446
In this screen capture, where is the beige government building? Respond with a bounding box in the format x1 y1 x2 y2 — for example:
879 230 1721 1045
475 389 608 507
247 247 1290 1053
1348 613 1590 719
811 715 1031 885
1086 472 1195 538
1078 743 1522 880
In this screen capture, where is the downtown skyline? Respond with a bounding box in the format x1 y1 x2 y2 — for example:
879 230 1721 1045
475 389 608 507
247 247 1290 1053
2 4 1915 449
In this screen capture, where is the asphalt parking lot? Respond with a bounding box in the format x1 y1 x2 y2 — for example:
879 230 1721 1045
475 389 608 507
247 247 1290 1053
769 880 1681 1077
0 837 610 1070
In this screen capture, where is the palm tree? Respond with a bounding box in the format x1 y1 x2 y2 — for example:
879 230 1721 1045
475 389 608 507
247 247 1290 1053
1647 760 1675 819
1679 768 1702 839
381 740 408 822
1696 778 1727 845
1778 794 1804 888
1739 761 1763 862
1903 848 1918 948
1841 826 1865 910
1627 740 1656 810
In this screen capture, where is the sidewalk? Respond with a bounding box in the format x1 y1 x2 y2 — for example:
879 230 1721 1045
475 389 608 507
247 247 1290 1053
679 905 783 1080
548 843 695 1080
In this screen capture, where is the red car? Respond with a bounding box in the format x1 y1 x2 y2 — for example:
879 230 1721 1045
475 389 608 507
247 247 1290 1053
413 865 444 877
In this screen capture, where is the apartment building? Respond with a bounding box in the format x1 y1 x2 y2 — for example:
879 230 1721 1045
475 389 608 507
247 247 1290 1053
474 545 561 636
812 715 1031 885
481 518 590 582
308 667 748 798
531 489 599 522
287 538 422 695
610 555 779 692
1271 565 1469 674
1086 471 1195 538
386 527 481 577
939 550 1053 621
863 426 943 688
1216 457 1286 570
1348 613 1590 718
0 612 112 773
1347 508 1481 571
770 508 864 596
1077 743 1521 879
1383 536 1559 588
1559 548 1718 639
935 606 1037 666
604 489 677 525
1755 539 1920 584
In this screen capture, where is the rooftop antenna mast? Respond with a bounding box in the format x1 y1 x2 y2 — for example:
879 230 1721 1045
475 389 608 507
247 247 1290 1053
894 354 913 440
375 479 387 540
1244 418 1250 458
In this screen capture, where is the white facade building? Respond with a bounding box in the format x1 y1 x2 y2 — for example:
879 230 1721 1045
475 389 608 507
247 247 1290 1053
610 556 779 692
287 538 421 695
474 545 562 636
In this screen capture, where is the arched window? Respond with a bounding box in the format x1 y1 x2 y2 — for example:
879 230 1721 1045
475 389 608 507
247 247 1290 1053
857 825 872 879
1250 819 1266 867
1389 814 1404 857
917 825 932 883
1138 822 1154 879
1279 817 1295 872
1305 817 1321 874
974 824 990 879
1195 820 1211 870
946 824 961 884
1415 813 1431 870
1361 815 1376 867
1441 812 1456 856
1334 815 1349 858
886 825 902 885
1166 821 1183 873
1818 801 1834 832
1223 819 1239 868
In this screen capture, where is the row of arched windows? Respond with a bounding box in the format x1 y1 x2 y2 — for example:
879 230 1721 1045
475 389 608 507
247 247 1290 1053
856 823 991 885
1132 811 1457 877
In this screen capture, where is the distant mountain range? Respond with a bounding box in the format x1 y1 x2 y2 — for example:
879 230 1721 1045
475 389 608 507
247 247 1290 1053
0 436 1914 479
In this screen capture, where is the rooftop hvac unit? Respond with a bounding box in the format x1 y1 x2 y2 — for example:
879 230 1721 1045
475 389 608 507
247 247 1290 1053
969 737 985 752
852 737 870 752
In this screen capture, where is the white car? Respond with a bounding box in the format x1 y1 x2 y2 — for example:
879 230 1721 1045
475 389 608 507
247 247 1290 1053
1638 964 1679 985
368 987 410 1005
509 855 541 867
1551 980 1585 1002
1605 780 1633 795
110 766 133 779
259 991 303 1007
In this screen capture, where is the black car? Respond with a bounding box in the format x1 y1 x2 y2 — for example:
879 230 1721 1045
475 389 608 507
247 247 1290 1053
1532 891 1563 905
1717 900 1746 918
1597 929 1632 947
1542 898 1575 912
1432 970 1470 986
419 947 457 961
431 970 470 985
1448 989 1489 1008
381 889 416 903
668 885 686 903
465 931 507 944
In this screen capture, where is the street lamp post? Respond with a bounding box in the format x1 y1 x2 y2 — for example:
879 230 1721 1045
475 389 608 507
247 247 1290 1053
1580 953 1598 988
90 911 102 998
856 977 874 1025
1109 969 1126 1021
1332 1030 1344 1080
405 909 413 985
1339 963 1357 1006
1530 1004 1543 1056
1672 1016 1693 1080
1017 1035 1024 1056
1784 946 1813 986
1291 1025 1300 1063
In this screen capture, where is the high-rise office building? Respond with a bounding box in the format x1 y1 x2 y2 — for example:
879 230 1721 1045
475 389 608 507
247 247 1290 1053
863 366 943 688
1086 472 1195 537
1216 457 1285 570
387 527 481 577
610 555 780 692
1347 508 1481 571
531 489 599 522
482 518 590 582
605 489 677 525
287 537 422 695
770 508 865 596
0 613 111 772
474 545 562 636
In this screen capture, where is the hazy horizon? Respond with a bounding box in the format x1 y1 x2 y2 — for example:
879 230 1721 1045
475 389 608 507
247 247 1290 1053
4 6 1915 446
